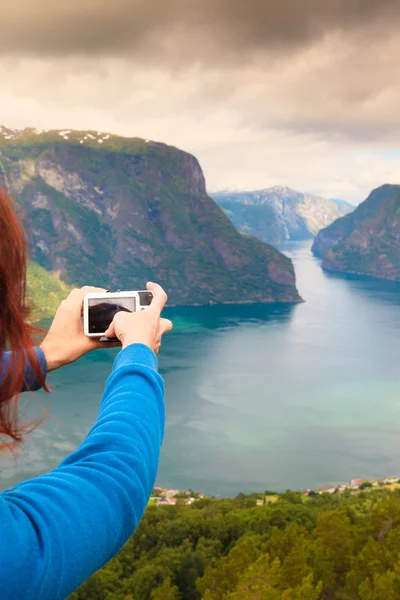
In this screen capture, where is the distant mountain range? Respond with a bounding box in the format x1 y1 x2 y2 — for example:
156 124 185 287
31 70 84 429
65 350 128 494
211 186 353 244
0 126 301 309
312 184 400 281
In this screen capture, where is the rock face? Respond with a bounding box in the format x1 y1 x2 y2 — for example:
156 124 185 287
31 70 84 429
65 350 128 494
212 185 353 244
0 126 302 304
312 184 400 281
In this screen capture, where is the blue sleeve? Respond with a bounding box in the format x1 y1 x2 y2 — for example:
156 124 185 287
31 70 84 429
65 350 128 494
0 343 165 600
1 347 47 392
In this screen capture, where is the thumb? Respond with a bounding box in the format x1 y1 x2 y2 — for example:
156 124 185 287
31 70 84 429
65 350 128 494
104 321 116 339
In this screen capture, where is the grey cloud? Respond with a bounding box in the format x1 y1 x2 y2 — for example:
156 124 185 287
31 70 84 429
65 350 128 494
1 0 400 186
1 0 400 61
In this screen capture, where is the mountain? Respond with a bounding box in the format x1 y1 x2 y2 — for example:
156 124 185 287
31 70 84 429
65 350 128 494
312 184 400 280
27 261 72 321
0 126 301 305
212 185 353 244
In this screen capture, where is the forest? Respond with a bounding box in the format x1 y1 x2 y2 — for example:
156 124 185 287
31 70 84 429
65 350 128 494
68 487 400 599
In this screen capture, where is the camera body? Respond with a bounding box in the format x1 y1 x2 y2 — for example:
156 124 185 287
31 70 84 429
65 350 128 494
83 290 153 338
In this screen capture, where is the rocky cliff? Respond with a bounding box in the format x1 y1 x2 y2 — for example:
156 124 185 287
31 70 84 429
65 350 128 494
212 185 353 244
0 126 301 305
312 184 400 281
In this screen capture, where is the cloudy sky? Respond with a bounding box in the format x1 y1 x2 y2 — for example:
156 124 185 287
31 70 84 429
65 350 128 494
1 0 400 203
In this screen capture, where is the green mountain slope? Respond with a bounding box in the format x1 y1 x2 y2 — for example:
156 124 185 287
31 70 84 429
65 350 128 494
312 184 400 280
0 126 301 304
27 261 72 321
212 186 353 244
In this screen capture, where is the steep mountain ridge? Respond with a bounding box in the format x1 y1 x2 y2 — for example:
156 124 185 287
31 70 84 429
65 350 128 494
0 126 301 304
312 184 400 280
212 185 353 244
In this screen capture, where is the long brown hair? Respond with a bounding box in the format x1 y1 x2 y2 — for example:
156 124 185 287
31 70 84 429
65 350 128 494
0 187 47 447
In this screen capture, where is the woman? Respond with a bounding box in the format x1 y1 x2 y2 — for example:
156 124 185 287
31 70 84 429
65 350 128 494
0 188 173 599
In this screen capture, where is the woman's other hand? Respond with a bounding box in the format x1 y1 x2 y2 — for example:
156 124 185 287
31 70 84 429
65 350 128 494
104 282 173 353
40 286 120 372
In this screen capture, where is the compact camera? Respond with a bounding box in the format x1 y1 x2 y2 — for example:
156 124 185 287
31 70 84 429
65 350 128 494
83 290 153 339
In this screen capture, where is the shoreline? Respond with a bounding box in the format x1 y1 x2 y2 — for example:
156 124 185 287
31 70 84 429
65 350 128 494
152 475 400 506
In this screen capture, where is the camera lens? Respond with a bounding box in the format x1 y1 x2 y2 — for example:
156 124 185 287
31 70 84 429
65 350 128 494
138 291 153 306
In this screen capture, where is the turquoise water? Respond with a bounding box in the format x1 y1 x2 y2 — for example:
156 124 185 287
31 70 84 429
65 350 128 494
2 241 400 496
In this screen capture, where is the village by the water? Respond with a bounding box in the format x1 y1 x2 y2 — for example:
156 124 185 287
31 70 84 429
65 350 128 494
151 475 400 506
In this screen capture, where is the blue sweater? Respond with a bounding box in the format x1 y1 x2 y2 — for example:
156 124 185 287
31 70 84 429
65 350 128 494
0 344 165 599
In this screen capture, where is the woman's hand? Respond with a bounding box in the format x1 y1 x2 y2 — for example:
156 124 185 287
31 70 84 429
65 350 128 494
40 286 120 372
104 282 173 353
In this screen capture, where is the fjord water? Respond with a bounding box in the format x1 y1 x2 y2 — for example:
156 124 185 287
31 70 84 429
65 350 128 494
2 241 400 496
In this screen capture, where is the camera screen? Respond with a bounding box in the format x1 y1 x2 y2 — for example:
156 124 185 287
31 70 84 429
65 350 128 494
88 296 137 334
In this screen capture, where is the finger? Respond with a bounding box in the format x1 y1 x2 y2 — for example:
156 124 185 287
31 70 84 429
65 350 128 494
95 340 122 349
80 337 121 353
104 309 131 340
104 321 116 339
62 286 107 317
146 282 168 314
159 318 173 335
87 339 121 351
